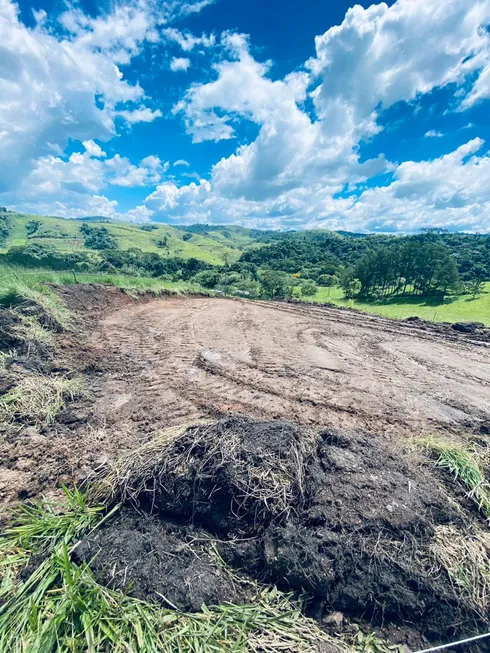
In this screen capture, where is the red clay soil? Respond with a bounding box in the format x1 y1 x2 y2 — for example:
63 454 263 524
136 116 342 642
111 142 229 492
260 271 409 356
1 286 490 504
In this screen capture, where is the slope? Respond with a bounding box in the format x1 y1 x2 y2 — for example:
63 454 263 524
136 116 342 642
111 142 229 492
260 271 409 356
4 213 239 265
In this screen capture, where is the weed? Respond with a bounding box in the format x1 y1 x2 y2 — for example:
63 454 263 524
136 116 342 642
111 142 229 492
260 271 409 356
0 489 352 653
0 374 84 425
0 349 16 370
419 437 490 520
347 627 405 653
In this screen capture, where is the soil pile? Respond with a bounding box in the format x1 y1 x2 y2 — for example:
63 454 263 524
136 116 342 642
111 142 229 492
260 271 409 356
80 417 487 644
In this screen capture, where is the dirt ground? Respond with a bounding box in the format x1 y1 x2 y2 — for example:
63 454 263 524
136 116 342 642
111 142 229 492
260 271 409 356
86 294 490 438
2 288 490 504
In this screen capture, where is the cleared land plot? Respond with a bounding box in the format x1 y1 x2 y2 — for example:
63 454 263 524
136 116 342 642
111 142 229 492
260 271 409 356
89 296 490 440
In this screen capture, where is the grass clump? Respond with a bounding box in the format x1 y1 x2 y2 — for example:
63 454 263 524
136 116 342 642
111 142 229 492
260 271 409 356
11 316 55 347
0 278 72 329
420 438 490 520
0 374 84 425
431 525 490 617
0 488 351 653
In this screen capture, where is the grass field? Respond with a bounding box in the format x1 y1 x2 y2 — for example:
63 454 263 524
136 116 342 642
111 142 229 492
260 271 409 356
1 263 489 325
4 213 239 265
0 266 203 303
307 284 490 325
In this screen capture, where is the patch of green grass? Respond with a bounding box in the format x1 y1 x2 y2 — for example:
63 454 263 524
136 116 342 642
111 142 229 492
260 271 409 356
0 275 72 329
0 375 84 425
0 265 202 296
420 438 490 520
306 284 490 326
0 489 352 653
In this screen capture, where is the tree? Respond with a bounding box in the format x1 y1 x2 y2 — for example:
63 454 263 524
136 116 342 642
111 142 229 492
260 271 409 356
466 278 485 299
260 270 293 299
26 220 42 236
432 257 460 299
301 280 318 297
81 224 118 250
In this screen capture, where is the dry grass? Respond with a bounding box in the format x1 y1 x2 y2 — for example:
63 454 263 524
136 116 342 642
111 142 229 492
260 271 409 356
88 419 316 527
0 374 84 425
11 316 55 347
431 525 490 617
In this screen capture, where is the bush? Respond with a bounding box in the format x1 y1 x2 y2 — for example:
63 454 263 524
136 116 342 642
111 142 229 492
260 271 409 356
300 280 317 297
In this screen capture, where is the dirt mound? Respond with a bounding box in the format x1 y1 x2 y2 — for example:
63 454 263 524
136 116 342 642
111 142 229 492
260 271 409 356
74 508 247 611
96 418 315 534
81 418 487 645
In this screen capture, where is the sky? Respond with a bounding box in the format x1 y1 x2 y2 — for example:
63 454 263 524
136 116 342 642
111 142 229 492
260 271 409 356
1 0 490 233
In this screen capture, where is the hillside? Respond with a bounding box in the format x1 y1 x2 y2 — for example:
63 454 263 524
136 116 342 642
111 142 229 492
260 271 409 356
3 213 239 265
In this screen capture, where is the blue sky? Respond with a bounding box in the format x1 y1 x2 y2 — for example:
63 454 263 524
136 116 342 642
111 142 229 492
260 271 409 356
1 0 490 232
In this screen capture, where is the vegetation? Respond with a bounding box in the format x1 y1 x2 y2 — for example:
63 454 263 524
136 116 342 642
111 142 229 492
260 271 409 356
0 489 352 653
0 276 72 329
431 525 490 617
0 375 84 425
80 223 118 250
2 210 489 324
420 438 490 520
2 212 238 265
304 283 490 325
346 240 461 300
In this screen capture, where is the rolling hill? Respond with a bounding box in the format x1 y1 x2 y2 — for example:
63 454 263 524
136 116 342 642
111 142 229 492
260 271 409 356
3 213 243 266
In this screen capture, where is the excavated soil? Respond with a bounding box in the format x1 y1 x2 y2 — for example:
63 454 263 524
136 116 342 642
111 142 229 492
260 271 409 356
2 286 490 649
83 293 490 439
76 417 487 647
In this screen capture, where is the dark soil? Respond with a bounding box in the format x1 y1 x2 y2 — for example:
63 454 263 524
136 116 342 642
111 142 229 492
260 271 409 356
79 418 487 647
74 508 248 611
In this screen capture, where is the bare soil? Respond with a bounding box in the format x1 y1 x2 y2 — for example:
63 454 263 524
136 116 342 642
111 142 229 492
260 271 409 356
84 293 490 439
2 287 490 505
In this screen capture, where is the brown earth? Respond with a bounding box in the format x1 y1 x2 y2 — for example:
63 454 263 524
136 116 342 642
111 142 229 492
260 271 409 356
2 287 490 504
86 294 490 438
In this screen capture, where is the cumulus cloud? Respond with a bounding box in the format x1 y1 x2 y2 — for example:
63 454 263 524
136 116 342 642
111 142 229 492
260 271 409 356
83 140 107 158
168 0 490 229
173 159 190 167
2 148 169 219
170 57 191 72
0 0 206 197
117 107 163 124
3 0 490 233
144 139 490 233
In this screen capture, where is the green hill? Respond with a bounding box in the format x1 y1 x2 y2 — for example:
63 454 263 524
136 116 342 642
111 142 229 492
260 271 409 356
4 213 239 266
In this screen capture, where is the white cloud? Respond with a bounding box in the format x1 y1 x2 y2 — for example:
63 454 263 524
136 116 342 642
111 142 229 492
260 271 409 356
2 148 169 220
173 159 190 167
143 139 490 233
117 107 163 124
170 57 191 72
425 130 444 138
83 140 107 158
0 0 209 197
163 27 215 52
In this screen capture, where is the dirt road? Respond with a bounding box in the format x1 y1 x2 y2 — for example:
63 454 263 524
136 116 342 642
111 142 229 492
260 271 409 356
90 296 490 440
